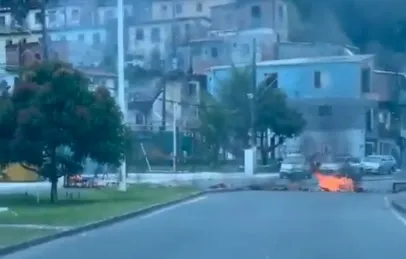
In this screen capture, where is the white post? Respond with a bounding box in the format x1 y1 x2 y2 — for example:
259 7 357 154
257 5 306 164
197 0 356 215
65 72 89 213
173 103 177 172
117 0 127 191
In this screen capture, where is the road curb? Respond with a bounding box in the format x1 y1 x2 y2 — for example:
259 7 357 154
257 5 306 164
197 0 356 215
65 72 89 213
0 191 210 256
390 199 406 214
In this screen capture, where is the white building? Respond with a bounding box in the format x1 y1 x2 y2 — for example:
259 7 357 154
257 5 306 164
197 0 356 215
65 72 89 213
151 0 234 20
0 2 134 65
127 17 210 69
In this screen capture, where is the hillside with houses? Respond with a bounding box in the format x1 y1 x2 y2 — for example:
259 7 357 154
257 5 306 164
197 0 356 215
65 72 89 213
0 0 405 171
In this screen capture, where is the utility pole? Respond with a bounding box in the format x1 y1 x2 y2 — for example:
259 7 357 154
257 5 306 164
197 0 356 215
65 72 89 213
40 0 48 60
117 0 127 191
250 38 257 147
161 0 177 131
161 75 166 130
172 102 177 172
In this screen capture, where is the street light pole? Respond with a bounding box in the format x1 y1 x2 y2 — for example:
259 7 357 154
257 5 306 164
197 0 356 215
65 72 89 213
40 0 48 60
117 0 127 191
172 103 177 172
250 38 257 147
243 38 257 176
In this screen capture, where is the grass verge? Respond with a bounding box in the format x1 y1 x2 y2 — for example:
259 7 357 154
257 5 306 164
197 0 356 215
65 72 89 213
0 184 198 226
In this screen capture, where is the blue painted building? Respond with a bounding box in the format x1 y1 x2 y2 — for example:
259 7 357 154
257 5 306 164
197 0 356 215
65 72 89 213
206 55 376 158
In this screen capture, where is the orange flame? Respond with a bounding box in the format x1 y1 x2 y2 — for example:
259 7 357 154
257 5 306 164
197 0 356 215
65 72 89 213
314 172 354 192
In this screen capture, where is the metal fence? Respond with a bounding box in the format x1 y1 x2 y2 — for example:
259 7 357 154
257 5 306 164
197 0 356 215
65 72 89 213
125 126 280 173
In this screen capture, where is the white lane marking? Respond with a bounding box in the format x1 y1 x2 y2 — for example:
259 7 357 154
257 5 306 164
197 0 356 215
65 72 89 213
139 196 207 220
384 196 406 227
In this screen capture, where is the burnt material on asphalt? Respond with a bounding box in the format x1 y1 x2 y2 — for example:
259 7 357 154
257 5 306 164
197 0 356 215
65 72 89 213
247 178 391 193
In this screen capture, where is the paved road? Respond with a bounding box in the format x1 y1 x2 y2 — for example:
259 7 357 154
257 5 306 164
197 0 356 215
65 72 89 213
5 190 406 259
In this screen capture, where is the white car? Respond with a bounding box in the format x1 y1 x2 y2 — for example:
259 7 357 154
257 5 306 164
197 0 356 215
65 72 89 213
361 155 397 175
319 155 361 175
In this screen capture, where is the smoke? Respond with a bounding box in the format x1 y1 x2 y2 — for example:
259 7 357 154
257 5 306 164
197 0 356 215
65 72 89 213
288 2 351 45
288 0 406 71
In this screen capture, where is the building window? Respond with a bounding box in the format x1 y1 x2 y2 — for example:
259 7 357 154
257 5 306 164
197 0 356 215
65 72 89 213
175 4 183 14
196 3 203 12
35 12 41 24
93 33 100 45
78 34 85 42
366 108 373 132
71 9 80 20
0 16 5 26
136 28 144 40
318 105 332 117
185 23 191 39
278 5 284 22
361 67 371 93
264 73 278 88
211 47 218 58
151 27 160 42
105 9 114 22
251 5 261 18
187 83 196 96
59 35 66 41
48 10 57 23
172 24 180 39
135 113 143 124
314 71 321 88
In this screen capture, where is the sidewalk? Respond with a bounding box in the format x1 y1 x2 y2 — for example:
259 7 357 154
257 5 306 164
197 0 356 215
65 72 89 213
88 172 279 189
0 172 280 194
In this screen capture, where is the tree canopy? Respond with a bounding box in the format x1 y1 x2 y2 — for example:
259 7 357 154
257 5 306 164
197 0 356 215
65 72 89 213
0 61 126 201
199 67 305 165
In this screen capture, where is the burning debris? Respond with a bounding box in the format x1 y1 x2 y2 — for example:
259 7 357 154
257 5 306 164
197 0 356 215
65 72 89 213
314 172 355 192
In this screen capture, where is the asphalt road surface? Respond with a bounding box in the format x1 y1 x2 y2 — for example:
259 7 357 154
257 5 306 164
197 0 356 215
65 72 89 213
5 189 406 259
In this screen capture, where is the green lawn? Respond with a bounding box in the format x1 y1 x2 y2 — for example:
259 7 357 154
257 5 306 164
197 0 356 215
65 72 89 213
0 227 58 247
0 184 198 226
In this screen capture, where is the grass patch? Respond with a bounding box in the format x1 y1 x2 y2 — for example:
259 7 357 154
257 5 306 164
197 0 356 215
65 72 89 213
0 227 58 247
0 184 198 226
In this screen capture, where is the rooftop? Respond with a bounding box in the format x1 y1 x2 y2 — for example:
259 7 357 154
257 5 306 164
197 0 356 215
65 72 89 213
209 55 374 71
374 70 406 78
132 16 210 27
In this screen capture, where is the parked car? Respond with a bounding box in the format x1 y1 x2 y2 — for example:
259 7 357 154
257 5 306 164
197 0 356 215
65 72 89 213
319 155 361 175
279 153 312 179
360 155 397 175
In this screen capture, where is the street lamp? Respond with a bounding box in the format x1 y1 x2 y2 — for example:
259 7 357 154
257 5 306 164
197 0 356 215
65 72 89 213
117 0 127 191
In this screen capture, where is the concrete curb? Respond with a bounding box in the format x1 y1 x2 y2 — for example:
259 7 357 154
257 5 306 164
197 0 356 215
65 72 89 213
0 191 213 256
390 199 406 214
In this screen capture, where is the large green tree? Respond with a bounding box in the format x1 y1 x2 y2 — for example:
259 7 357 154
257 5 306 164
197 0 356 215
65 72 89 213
256 79 306 163
198 93 229 166
202 66 305 164
0 61 126 202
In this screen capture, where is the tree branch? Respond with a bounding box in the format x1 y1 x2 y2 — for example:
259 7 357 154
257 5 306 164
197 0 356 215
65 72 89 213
267 136 285 152
20 163 39 173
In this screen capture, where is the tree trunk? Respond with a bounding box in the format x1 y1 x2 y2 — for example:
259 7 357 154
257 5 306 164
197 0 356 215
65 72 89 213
259 131 268 165
49 149 58 203
50 177 58 203
270 136 276 160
